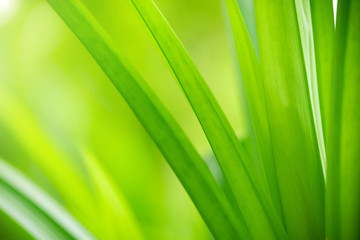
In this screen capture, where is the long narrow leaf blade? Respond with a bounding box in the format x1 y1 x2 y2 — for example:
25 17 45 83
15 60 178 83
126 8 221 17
128 1 287 239
224 0 284 223
295 0 327 176
45 0 249 238
309 0 334 138
254 0 325 239
327 0 360 238
0 159 95 240
338 2 360 236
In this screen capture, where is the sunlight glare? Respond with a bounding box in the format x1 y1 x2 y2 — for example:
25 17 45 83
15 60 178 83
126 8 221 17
0 0 19 26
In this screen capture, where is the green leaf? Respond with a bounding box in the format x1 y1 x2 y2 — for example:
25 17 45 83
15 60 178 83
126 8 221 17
309 0 334 139
204 135 253 218
45 0 249 239
128 0 287 239
0 211 33 240
254 0 325 239
327 0 360 239
0 159 95 240
295 0 327 175
224 0 284 224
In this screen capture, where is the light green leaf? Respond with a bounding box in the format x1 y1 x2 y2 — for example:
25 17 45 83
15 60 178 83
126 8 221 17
0 159 95 240
254 0 325 239
46 0 249 238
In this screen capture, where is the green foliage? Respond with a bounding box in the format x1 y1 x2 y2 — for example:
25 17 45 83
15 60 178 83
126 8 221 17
45 0 247 239
254 0 325 238
0 159 95 240
0 0 359 239
327 0 360 239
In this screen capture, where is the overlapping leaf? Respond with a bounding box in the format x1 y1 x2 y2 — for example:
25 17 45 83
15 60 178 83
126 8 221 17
128 0 287 239
46 0 248 238
224 0 284 223
254 0 325 238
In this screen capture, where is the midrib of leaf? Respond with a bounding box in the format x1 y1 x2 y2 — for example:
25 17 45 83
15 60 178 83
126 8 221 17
224 0 285 225
327 0 360 239
254 0 325 239
0 159 95 240
46 0 249 239
128 0 287 239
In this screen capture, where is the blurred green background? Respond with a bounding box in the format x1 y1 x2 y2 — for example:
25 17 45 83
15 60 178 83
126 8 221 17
0 0 253 239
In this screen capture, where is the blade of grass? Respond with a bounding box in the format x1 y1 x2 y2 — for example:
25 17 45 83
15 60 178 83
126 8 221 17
309 0 334 140
326 2 349 238
232 0 259 168
327 0 360 238
204 135 253 218
45 0 250 238
224 0 284 224
0 211 33 239
295 0 327 176
338 2 360 236
128 1 287 239
254 0 325 239
0 159 96 240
